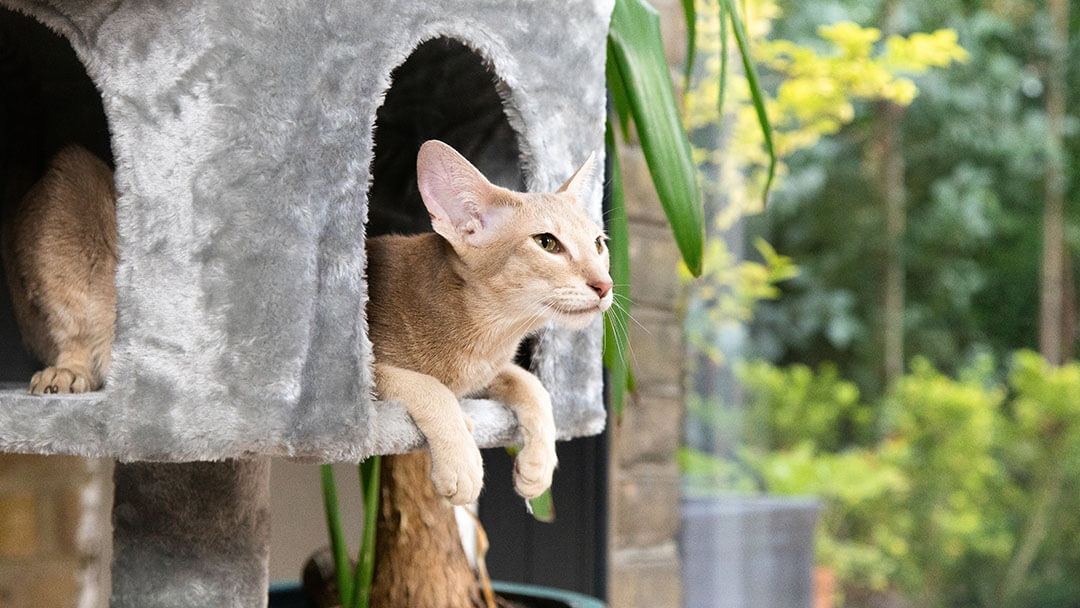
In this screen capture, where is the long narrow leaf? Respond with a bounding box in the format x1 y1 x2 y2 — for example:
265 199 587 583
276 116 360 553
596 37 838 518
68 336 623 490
606 43 633 143
608 0 705 276
528 489 556 523
603 121 633 418
680 0 697 92
717 0 729 117
349 456 381 608
723 0 775 205
320 464 354 607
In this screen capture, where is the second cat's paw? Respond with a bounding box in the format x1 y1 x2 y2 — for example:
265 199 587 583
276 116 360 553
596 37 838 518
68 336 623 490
513 442 557 499
29 367 93 395
429 434 484 506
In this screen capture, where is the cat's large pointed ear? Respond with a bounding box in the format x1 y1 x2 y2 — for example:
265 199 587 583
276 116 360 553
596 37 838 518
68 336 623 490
556 151 598 202
417 140 512 247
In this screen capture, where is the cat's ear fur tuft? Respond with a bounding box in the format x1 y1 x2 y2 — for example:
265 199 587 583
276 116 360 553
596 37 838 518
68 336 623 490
417 140 513 247
556 151 598 202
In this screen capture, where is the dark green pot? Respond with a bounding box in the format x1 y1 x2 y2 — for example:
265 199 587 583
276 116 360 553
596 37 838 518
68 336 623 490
268 581 604 608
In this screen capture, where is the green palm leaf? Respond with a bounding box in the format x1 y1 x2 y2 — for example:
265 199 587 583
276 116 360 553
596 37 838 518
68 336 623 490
604 121 633 418
722 0 775 204
608 0 705 276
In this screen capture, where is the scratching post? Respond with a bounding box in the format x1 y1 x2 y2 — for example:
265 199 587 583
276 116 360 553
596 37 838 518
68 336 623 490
111 459 271 608
0 1 613 605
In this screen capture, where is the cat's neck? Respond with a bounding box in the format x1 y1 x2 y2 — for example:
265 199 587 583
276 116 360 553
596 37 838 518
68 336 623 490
366 232 543 394
435 239 545 346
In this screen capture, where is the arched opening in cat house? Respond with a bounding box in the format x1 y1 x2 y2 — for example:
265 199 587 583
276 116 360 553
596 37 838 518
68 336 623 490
0 9 114 387
367 36 532 369
367 37 526 235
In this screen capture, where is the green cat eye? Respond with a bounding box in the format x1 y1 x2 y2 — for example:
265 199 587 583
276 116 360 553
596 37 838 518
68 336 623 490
595 237 604 254
533 233 562 253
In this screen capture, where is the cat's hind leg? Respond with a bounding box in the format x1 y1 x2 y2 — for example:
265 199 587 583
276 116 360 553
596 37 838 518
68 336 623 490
374 363 484 505
6 146 116 394
486 364 558 499
29 342 97 394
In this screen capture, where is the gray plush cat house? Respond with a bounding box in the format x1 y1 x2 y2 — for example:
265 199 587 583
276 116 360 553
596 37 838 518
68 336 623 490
0 1 612 606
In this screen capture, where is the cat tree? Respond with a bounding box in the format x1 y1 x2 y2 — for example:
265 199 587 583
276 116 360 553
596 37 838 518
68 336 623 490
0 1 613 606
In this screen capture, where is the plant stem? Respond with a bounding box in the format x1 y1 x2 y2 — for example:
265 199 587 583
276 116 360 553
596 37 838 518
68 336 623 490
350 456 381 608
320 464 354 607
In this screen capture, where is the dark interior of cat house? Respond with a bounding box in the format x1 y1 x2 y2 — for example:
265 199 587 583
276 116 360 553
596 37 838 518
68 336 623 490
366 37 525 238
0 9 113 384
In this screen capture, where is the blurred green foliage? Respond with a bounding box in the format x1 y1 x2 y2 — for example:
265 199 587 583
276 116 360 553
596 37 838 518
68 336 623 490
747 0 1080 396
682 352 1080 606
680 0 1080 605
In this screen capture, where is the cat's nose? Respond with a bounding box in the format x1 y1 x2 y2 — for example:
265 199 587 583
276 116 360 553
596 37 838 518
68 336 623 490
589 277 613 299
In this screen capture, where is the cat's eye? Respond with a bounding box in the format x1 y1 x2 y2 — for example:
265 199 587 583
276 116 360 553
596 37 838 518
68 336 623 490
595 237 605 254
533 233 563 253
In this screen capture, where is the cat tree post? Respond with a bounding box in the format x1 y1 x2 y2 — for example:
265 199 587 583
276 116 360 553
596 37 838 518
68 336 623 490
0 1 612 605
110 460 271 608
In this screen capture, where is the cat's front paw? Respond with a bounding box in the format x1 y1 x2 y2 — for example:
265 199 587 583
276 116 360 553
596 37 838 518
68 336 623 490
513 442 557 499
429 432 484 505
29 366 93 394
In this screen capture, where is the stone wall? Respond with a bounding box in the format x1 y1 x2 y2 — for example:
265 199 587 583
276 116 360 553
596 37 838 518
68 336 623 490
0 455 111 608
606 2 688 606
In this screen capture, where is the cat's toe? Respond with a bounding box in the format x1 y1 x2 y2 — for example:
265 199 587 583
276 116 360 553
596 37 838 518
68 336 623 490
513 445 557 499
29 367 93 395
430 442 484 505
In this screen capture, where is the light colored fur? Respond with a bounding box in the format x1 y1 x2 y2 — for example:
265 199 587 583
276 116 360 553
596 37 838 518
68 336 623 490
2 144 116 394
368 140 611 504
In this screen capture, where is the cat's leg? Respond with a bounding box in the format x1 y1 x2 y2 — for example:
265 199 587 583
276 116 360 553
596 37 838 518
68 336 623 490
374 363 484 505
30 346 95 394
487 364 557 499
9 145 116 394
26 285 113 394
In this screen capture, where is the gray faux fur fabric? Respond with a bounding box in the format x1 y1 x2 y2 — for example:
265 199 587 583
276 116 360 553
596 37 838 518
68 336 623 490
0 0 612 463
111 458 271 607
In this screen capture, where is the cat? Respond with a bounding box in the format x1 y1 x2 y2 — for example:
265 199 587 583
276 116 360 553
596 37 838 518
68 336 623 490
368 140 612 504
2 144 117 394
1 140 611 504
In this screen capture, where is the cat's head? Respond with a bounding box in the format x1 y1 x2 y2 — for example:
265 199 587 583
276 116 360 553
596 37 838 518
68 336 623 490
417 140 613 331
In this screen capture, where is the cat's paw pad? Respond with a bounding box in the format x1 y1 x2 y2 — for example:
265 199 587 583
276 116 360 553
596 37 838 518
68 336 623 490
29 367 92 395
429 435 484 506
513 443 557 499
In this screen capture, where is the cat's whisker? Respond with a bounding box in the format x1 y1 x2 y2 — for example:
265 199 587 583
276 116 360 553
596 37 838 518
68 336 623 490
609 298 649 336
609 302 643 372
510 302 554 339
602 308 634 373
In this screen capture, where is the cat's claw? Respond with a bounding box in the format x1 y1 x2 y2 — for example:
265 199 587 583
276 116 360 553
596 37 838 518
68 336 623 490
429 431 484 505
29 366 93 395
513 443 557 499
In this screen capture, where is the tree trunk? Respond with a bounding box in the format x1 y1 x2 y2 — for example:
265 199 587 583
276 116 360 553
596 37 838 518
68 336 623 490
1039 0 1069 365
877 100 906 386
874 0 906 387
370 451 482 608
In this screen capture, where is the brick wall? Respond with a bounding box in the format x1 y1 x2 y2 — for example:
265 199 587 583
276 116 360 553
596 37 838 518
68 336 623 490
607 144 686 608
606 2 688 606
0 455 111 608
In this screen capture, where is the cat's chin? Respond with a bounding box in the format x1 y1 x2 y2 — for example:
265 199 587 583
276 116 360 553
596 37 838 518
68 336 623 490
552 308 603 331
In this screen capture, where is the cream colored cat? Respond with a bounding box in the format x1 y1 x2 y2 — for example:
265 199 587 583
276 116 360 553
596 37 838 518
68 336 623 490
369 140 612 504
2 140 611 504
